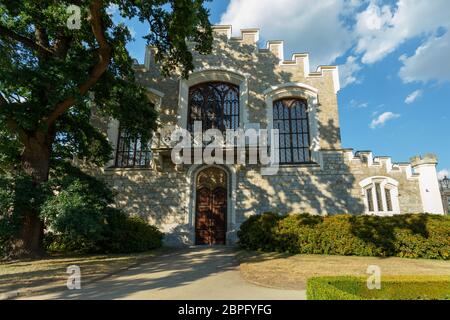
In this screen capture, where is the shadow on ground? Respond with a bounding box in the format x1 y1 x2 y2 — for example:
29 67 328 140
25 247 238 300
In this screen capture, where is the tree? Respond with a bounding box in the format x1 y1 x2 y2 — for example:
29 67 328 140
0 0 213 257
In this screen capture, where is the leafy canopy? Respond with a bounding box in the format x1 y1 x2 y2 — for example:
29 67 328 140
0 0 213 164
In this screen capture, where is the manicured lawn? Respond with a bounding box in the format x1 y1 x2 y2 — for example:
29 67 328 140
237 251 450 290
307 276 450 300
0 249 167 298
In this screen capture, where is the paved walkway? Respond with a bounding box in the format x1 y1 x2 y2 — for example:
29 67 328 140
20 247 306 300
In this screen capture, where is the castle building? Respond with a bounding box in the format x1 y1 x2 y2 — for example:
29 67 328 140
98 26 445 246
440 177 450 214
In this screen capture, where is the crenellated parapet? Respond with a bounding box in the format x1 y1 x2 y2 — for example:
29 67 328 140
210 25 340 93
342 149 420 181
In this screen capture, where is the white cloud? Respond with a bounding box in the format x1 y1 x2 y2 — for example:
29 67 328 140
438 169 449 180
399 31 450 83
340 56 362 88
220 0 356 69
404 90 423 104
219 0 450 85
107 3 119 16
127 26 136 39
349 99 368 108
355 0 450 64
370 112 400 129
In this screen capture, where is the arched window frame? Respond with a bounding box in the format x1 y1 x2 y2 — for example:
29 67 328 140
359 177 401 215
178 68 249 131
187 81 240 133
264 83 321 166
272 98 312 164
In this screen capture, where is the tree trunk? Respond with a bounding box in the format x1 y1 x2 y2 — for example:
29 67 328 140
11 131 53 258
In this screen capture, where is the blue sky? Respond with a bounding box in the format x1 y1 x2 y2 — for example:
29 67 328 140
114 0 450 177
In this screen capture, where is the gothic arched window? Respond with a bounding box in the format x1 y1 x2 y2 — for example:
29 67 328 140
360 177 400 215
273 98 311 164
188 82 240 132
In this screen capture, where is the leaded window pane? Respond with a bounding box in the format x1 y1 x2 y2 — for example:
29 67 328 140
375 183 384 212
115 128 152 168
273 99 311 164
385 188 393 212
188 82 240 133
367 187 374 212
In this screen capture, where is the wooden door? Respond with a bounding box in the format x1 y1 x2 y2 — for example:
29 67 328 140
195 186 227 245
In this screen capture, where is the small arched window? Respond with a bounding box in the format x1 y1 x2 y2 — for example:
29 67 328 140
188 82 240 133
360 177 400 215
273 98 311 164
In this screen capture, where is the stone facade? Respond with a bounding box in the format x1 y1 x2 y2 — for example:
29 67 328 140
440 178 450 214
96 25 445 246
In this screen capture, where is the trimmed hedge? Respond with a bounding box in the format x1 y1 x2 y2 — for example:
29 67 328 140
307 276 450 300
45 210 164 254
238 213 450 260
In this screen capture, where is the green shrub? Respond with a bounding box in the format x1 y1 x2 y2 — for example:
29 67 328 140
307 276 450 300
238 213 450 260
41 163 163 254
45 209 163 254
100 210 163 253
237 212 281 251
41 177 113 253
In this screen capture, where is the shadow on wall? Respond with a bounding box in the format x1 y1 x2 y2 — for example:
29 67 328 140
109 34 366 243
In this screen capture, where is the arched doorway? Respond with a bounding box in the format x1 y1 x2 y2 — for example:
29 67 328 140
195 167 228 245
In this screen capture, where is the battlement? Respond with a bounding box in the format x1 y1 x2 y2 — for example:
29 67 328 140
343 149 420 180
211 25 340 93
410 154 438 167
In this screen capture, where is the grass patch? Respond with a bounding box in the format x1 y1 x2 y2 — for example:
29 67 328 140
237 251 450 290
0 248 167 297
307 276 450 300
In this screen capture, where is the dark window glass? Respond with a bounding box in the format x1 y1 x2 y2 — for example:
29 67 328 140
273 99 311 164
375 183 384 212
115 128 152 168
385 188 393 212
188 82 240 133
367 187 374 212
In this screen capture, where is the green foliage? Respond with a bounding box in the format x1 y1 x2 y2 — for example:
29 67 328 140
100 213 164 254
0 0 212 141
1 1 210 254
237 212 282 252
0 171 47 256
0 122 21 173
41 161 162 254
238 213 450 260
41 176 112 252
45 209 163 254
307 276 450 300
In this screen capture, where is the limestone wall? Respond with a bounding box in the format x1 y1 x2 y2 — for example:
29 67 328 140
93 147 426 246
134 25 341 150
93 25 443 246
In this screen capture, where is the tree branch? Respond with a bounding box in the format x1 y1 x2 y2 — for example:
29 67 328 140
52 33 73 58
1 93 27 139
0 92 8 106
45 0 112 127
0 25 53 55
